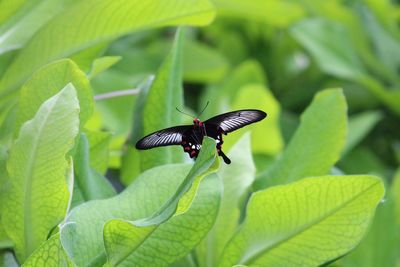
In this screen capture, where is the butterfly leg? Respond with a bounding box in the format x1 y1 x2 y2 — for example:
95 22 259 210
218 150 231 164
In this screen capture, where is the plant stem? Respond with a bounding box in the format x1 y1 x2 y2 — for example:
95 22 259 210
93 88 140 101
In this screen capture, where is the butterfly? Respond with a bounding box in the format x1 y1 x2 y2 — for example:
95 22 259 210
135 109 267 164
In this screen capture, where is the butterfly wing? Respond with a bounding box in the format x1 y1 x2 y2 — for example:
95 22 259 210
204 109 266 133
135 125 192 149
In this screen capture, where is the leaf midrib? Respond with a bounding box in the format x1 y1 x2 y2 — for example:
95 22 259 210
22 95 59 257
241 181 379 265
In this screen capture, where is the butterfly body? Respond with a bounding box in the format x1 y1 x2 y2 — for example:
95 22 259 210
135 109 266 164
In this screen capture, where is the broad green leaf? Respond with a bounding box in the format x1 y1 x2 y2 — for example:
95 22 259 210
291 18 365 80
23 234 74 267
198 133 255 267
140 28 185 170
254 89 347 189
15 59 93 132
73 133 115 201
1 84 80 262
0 0 64 54
88 56 122 79
225 84 283 155
85 130 112 174
134 137 218 227
344 111 382 155
0 0 216 99
60 138 218 266
341 173 400 267
214 0 304 27
0 0 27 24
219 175 385 267
103 173 221 267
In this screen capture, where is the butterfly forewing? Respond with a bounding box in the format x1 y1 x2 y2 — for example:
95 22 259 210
135 125 191 149
204 109 266 133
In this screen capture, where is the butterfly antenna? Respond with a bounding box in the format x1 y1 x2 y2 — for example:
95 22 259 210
198 101 210 117
175 107 195 119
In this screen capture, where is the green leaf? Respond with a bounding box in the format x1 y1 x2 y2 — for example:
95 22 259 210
225 84 283 156
1 84 80 262
134 137 218 227
254 89 347 189
197 133 255 267
0 0 64 54
73 133 115 201
88 56 122 79
0 0 27 24
22 234 74 267
103 173 221 266
0 0 215 99
60 138 218 266
214 0 304 27
341 172 400 267
344 111 382 155
291 18 365 80
140 28 185 170
15 59 93 132
85 130 112 174
219 175 385 267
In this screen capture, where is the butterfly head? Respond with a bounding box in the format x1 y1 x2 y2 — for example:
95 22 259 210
193 118 203 127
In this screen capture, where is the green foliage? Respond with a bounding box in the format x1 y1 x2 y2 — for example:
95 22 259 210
219 175 384 267
0 0 215 105
15 59 93 132
1 84 79 262
255 89 347 189
0 0 398 266
59 152 220 266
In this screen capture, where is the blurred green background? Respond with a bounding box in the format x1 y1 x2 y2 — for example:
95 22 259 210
85 0 400 179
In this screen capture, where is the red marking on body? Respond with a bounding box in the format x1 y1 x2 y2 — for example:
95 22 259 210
193 118 203 127
190 151 197 157
184 146 190 151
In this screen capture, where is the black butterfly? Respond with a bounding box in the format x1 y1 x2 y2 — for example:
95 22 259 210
135 109 267 164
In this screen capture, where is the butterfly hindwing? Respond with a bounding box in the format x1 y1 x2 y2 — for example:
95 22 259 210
204 109 267 133
135 125 192 149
